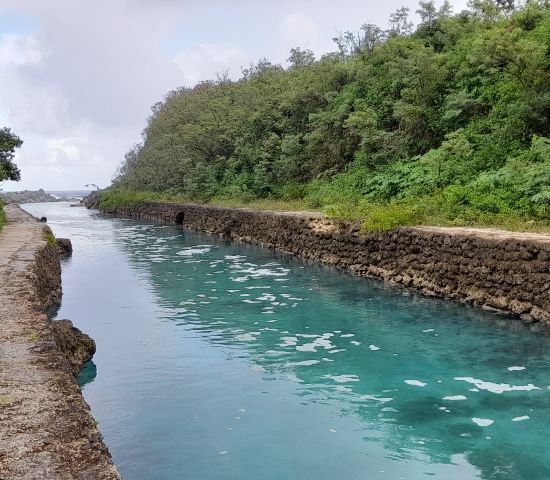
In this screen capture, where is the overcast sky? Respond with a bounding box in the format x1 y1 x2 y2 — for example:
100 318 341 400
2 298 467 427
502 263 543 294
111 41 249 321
0 0 467 191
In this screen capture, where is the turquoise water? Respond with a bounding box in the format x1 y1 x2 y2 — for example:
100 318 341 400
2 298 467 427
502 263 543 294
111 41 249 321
24 203 550 480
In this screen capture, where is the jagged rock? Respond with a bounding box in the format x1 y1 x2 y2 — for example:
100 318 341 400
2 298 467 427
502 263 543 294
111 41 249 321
51 319 96 376
56 238 73 257
81 190 101 209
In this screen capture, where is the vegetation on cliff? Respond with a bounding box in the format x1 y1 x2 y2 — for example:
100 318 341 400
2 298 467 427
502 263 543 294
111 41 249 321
0 127 23 229
110 1 550 231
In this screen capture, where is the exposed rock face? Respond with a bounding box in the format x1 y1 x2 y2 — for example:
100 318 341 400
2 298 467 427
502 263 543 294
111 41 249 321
81 190 100 209
51 320 96 376
0 204 120 479
97 200 550 328
56 237 73 257
0 189 59 204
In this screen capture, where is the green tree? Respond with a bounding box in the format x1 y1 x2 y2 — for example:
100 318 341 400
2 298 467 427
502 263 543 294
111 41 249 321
0 128 23 182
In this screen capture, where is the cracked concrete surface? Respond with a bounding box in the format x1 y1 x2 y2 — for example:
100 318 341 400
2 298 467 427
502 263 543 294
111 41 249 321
0 204 120 480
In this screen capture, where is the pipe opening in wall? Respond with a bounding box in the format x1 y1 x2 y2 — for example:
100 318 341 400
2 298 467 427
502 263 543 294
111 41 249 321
175 212 185 225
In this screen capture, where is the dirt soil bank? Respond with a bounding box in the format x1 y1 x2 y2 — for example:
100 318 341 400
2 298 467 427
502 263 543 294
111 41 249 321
0 204 120 479
92 199 550 329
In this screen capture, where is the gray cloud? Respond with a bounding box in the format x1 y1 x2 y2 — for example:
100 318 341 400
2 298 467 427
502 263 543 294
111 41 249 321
0 0 466 191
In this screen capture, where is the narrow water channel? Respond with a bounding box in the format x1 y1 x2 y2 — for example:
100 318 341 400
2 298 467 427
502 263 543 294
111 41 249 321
24 202 550 480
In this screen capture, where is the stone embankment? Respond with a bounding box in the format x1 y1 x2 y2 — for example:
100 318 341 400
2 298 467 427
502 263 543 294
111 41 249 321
0 204 120 479
89 197 550 328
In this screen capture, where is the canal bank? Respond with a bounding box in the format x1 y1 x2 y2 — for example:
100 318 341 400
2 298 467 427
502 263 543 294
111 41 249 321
0 204 119 479
88 197 550 329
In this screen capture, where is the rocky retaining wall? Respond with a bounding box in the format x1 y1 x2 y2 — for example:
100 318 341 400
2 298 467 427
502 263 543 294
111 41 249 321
0 204 120 479
94 200 550 328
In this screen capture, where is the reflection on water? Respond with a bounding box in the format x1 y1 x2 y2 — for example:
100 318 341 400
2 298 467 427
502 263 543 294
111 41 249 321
24 202 550 480
76 361 97 387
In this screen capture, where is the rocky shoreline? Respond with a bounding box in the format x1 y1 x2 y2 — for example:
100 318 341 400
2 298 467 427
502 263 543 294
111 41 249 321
0 189 86 205
0 204 120 479
87 196 550 330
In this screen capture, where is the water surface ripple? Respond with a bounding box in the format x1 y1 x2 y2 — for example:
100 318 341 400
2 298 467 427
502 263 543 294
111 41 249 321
24 203 550 480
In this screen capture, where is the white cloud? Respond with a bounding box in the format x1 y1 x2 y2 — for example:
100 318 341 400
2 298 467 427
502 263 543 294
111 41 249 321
280 13 324 58
0 0 468 191
174 44 249 85
0 33 42 67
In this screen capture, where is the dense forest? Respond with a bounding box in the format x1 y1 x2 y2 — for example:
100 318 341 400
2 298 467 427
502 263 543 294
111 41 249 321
108 0 550 231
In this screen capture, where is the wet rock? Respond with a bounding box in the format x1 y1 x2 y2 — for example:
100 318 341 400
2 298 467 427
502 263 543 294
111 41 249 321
38 216 47 223
51 319 96 376
56 238 73 257
81 190 101 209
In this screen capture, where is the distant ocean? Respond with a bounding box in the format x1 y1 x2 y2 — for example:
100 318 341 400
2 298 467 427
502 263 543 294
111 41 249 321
46 190 94 200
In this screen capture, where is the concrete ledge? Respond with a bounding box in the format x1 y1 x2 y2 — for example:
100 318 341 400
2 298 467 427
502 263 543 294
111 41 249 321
0 204 120 480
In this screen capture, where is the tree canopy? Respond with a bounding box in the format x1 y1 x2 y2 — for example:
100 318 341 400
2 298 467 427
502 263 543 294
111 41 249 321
111 0 550 230
0 128 22 183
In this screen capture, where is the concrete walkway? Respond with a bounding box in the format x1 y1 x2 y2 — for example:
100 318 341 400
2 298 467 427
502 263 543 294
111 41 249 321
0 205 120 480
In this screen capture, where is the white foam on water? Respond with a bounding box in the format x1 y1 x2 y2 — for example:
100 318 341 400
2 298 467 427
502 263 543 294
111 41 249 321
335 385 352 392
454 377 540 394
328 349 346 354
250 365 265 373
328 428 337 433
287 374 303 383
443 395 468 401
422 329 435 333
176 246 213 256
340 334 354 338
361 394 393 403
264 350 291 356
288 360 320 366
405 380 427 387
218 451 229 455
512 415 530 422
236 333 260 342
350 341 362 346
324 374 360 383
279 336 298 347
472 418 494 427
507 366 526 371
296 333 335 352
238 408 246 413
369 345 381 351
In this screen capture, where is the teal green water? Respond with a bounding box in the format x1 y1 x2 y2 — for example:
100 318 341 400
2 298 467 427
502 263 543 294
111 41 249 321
24 203 550 480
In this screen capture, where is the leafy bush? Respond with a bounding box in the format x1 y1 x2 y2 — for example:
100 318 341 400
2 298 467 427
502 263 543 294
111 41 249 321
108 2 550 232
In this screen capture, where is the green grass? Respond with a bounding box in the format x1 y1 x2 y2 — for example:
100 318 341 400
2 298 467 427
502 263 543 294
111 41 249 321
99 188 317 214
0 202 5 231
0 394 14 407
99 188 550 234
43 230 56 245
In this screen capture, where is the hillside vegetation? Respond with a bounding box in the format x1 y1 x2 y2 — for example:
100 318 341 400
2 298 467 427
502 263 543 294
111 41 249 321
110 1 550 231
